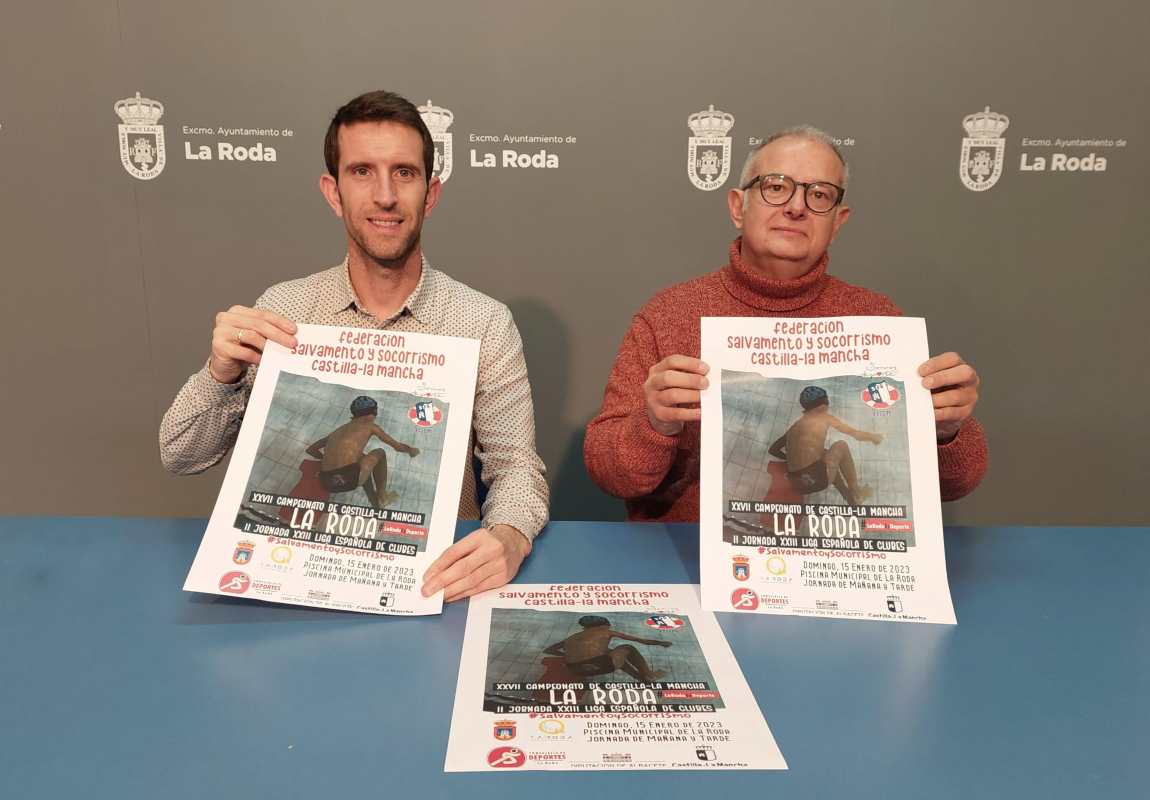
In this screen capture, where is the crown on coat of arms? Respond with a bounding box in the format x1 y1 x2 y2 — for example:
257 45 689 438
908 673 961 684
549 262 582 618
418 99 454 134
115 92 164 125
688 104 734 137
962 106 1009 138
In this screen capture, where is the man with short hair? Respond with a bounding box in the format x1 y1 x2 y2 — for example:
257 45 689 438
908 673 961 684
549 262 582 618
160 90 548 601
584 126 987 520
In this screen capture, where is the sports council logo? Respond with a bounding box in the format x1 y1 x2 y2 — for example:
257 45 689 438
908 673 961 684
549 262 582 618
418 99 453 183
687 104 734 191
218 571 250 594
730 588 759 611
960 106 1009 191
861 379 900 409
409 400 442 427
645 614 684 630
232 540 255 565
487 746 526 768
115 91 166 180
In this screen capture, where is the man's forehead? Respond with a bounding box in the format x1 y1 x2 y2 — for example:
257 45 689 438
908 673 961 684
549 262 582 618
338 120 422 158
753 136 844 183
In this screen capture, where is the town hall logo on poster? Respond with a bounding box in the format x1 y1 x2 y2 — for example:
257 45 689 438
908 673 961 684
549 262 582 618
687 104 734 191
959 106 1009 192
419 99 454 183
116 91 166 180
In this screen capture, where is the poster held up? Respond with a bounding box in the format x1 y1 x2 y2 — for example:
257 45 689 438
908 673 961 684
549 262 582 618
700 316 956 624
184 323 479 615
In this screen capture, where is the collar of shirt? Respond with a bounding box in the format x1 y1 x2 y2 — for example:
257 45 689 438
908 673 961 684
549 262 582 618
323 254 435 325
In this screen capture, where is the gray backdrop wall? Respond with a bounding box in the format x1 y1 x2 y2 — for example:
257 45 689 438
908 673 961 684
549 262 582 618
2 0 1147 525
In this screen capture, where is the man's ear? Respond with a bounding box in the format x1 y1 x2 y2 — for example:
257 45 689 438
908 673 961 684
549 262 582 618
319 173 343 218
423 175 442 217
829 204 851 242
727 188 745 230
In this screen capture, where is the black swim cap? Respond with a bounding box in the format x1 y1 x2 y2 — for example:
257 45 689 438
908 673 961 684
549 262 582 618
578 615 610 628
799 386 829 410
350 395 378 417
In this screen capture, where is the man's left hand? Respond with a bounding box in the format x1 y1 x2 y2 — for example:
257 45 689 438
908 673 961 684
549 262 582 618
918 352 980 443
421 524 531 602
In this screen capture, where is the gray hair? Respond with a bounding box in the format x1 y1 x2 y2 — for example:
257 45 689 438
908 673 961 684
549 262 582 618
738 125 850 193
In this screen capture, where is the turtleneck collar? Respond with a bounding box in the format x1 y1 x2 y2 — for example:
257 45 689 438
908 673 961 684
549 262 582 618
719 236 830 312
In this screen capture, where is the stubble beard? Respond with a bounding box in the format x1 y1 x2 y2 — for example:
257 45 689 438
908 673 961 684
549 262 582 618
348 217 423 272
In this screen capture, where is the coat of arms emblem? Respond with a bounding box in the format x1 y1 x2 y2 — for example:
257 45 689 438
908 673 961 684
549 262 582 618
115 92 166 180
959 106 1009 191
418 99 453 183
233 540 255 565
493 720 517 740
732 556 750 581
687 104 734 191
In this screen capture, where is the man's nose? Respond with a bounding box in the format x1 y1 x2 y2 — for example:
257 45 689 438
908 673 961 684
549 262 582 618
783 186 807 218
373 175 398 207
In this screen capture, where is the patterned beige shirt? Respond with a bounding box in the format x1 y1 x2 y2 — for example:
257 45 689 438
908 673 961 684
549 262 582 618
159 255 549 541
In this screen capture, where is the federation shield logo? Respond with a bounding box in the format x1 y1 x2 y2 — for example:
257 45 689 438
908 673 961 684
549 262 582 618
861 380 901 409
687 104 734 191
645 614 684 630
419 99 454 183
732 555 750 581
115 92 166 180
494 720 517 740
409 400 442 427
959 106 1009 192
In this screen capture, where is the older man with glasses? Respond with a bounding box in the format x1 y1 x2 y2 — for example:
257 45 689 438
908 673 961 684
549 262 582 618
584 126 987 522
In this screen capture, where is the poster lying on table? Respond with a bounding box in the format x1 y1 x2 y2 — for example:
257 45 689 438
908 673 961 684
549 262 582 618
700 316 956 625
183 324 479 615
445 584 786 772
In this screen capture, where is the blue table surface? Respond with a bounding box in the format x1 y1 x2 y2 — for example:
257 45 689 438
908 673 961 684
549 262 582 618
0 518 1146 798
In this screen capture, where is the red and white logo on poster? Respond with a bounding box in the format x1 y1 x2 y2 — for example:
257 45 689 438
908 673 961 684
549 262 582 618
861 380 900 409
218 571 250 594
487 747 526 768
409 400 442 427
730 588 759 610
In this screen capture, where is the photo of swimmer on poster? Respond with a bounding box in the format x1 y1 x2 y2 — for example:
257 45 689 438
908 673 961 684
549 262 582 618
233 372 449 552
721 372 915 548
482 609 724 714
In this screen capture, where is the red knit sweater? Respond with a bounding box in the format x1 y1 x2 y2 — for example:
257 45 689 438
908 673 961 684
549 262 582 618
584 238 988 521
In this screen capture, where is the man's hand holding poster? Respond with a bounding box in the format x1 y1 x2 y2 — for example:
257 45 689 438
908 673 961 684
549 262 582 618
183 324 479 615
700 316 956 624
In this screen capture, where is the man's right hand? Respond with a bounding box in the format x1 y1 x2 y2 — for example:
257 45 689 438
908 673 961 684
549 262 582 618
643 355 710 436
208 306 298 384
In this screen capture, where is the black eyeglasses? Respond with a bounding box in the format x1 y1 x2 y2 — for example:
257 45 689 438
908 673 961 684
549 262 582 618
741 173 845 214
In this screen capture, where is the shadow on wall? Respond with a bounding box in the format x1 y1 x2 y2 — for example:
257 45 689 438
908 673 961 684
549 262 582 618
508 298 623 523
